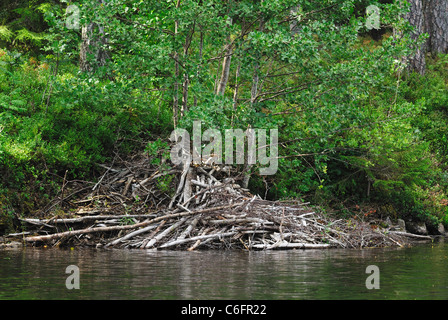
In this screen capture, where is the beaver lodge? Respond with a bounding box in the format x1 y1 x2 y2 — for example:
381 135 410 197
9 152 433 250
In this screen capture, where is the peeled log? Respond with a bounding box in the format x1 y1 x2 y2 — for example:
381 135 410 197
252 242 332 250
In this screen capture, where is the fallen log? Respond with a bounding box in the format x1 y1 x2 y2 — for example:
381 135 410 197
106 224 159 247
21 213 159 224
176 216 200 241
140 220 167 248
252 242 332 250
24 202 245 244
388 231 433 240
159 230 237 249
143 217 188 248
17 153 427 251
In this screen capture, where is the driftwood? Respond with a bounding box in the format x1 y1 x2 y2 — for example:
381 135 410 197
24 202 244 244
20 214 159 224
388 231 433 240
252 242 332 249
160 230 237 249
13 152 435 250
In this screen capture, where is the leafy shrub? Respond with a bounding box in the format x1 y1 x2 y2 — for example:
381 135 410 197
0 49 172 215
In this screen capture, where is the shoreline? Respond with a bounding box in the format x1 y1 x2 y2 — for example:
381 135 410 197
1 199 442 251
1 156 445 251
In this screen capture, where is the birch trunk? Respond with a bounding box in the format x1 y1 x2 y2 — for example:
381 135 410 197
181 26 195 118
79 0 108 72
172 0 181 127
231 62 241 125
289 5 301 36
194 31 204 107
216 40 233 95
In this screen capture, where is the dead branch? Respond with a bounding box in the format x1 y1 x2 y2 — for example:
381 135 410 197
16 153 433 250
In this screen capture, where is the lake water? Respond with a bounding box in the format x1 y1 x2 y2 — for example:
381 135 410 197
0 242 447 300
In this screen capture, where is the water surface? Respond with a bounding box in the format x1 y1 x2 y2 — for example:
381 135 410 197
0 243 447 299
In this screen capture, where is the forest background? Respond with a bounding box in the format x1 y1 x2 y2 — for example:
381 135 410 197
1 0 448 234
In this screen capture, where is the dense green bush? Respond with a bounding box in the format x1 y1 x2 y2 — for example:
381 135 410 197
0 47 172 217
1 0 448 230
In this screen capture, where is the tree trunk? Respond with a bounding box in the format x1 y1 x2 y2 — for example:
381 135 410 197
173 50 179 128
425 0 448 55
194 31 204 108
404 0 426 75
231 62 241 125
216 40 233 95
181 25 195 118
289 6 301 36
242 21 264 189
404 0 448 75
172 0 182 128
80 24 109 72
250 61 259 105
216 18 233 96
79 0 109 72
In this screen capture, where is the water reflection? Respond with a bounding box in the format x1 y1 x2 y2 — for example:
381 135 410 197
0 243 447 300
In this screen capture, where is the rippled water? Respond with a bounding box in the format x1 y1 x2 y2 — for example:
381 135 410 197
0 242 447 299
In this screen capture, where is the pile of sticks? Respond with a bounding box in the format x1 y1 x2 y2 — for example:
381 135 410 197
16 153 431 250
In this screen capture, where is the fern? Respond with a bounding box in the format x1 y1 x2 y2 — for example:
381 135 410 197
0 92 27 114
36 3 53 14
0 25 14 42
14 28 46 46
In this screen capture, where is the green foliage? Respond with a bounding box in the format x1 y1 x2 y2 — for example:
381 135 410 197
14 28 46 46
0 47 172 214
0 0 448 228
0 0 53 52
0 26 14 42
